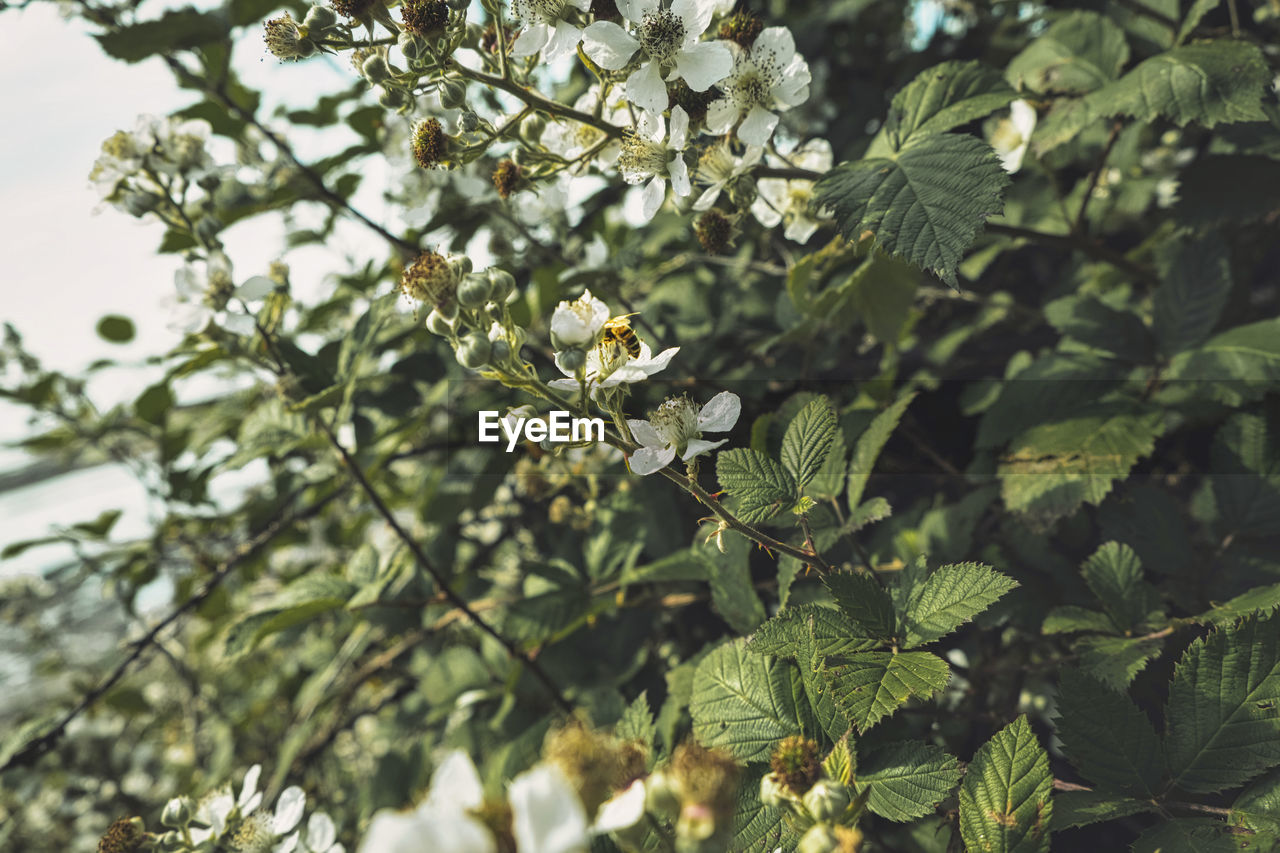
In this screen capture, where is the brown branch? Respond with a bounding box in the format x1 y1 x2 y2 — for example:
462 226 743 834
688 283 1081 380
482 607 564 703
1075 119 1124 234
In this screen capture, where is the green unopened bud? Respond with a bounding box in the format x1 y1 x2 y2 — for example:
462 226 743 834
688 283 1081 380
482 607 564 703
161 796 194 828
645 769 682 819
426 308 455 336
459 110 481 132
510 146 530 167
195 215 224 246
557 347 587 372
521 112 547 144
490 339 511 363
362 54 393 83
377 85 407 109
798 824 841 853
760 773 799 810
398 31 427 62
486 267 516 302
456 332 491 368
802 779 850 822
457 272 493 309
449 255 473 278
439 78 467 109
159 829 185 851
121 190 161 218
303 5 338 28
727 175 757 209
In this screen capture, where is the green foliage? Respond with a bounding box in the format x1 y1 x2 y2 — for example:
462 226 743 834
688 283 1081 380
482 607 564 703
690 640 810 763
899 562 1018 648
855 740 961 821
1055 669 1163 797
781 397 838 491
823 651 950 733
958 716 1054 853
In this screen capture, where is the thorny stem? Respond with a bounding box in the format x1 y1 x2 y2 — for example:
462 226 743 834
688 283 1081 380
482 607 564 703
454 63 626 139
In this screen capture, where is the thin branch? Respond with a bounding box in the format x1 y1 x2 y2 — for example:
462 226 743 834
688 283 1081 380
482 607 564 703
985 223 1157 285
1075 119 1124 234
453 63 625 139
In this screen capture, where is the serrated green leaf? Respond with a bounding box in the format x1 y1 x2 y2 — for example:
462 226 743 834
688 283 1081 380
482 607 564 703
1081 542 1159 634
690 640 808 763
1056 669 1164 797
620 548 711 586
1165 613 1280 794
1211 413 1280 540
1043 295 1153 363
1042 606 1116 636
999 402 1166 522
732 768 804 853
707 531 766 634
1050 790 1155 830
808 427 847 501
884 60 1018 147
1164 319 1280 407
815 134 1009 286
615 691 656 752
902 562 1018 648
847 497 893 532
96 8 228 63
825 571 897 641
1154 234 1232 357
847 249 922 345
1197 583 1280 627
959 716 1053 853
782 398 838 492
1077 634 1166 689
823 736 857 787
848 393 916 511
1132 818 1247 853
1006 11 1129 94
717 448 797 525
1233 767 1280 834
823 651 950 733
746 604 879 659
1174 156 1280 228
856 741 962 822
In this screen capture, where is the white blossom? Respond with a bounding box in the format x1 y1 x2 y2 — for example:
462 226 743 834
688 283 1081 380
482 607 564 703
692 141 763 210
705 26 810 146
549 341 680 396
550 288 610 348
358 751 496 853
509 764 590 853
617 106 692 221
626 390 740 474
581 0 732 114
990 99 1037 173
752 138 832 243
510 0 592 63
542 88 628 170
164 252 274 336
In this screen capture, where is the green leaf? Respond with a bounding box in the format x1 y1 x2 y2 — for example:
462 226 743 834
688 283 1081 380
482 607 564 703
1164 319 1280 407
782 397 838 492
856 741 962 822
1174 156 1280 228
816 133 1009 286
847 497 892 532
746 605 879 659
224 576 355 658
1081 542 1158 634
1154 234 1232 357
883 60 1018 147
998 403 1166 522
732 768 803 853
690 640 808 763
823 651 950 733
69 509 123 539
847 393 916 511
1197 583 1280 627
96 315 136 343
1211 413 1280 540
134 382 174 426
717 448 797 525
96 9 228 63
902 562 1019 648
615 692 656 752
1233 767 1280 834
1006 11 1129 94
1055 669 1164 797
1177 0 1222 45
1077 634 1166 690
823 736 856 786
846 252 921 344
1050 790 1155 830
825 571 897 642
1042 606 1116 636
1093 40 1270 128
1132 818 1248 853
707 531 766 634
620 549 710 586
1165 613 1280 794
958 715 1053 853
1043 295 1153 363
808 427 847 501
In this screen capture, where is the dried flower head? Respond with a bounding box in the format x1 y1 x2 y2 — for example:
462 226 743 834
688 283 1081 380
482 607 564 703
770 735 821 796
668 78 719 127
718 10 763 47
330 0 377 19
492 159 523 199
544 722 632 818
401 250 457 306
695 209 733 254
412 118 449 169
263 13 313 60
98 818 146 853
401 0 449 37
671 741 740 817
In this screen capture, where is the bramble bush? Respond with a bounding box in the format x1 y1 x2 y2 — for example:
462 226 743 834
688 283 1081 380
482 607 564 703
3 0 1280 850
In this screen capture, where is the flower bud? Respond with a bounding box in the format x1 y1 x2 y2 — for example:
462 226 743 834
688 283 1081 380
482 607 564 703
457 272 493 309
303 5 338 28
121 190 161 218
727 175 757 209
490 338 511 363
439 78 468 110
398 31 427 62
377 85 407 109
426 308 455 336
802 779 851 822
556 347 587 372
459 110 481 133
798 824 841 853
161 796 195 828
759 773 798 810
456 332 491 368
645 769 682 819
449 254 473 278
362 54 393 83
487 267 516 302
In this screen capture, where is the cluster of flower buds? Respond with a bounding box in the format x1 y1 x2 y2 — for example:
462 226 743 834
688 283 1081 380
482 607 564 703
405 251 522 371
759 736 864 853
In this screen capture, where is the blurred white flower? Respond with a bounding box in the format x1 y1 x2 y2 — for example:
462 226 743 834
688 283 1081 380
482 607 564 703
358 751 496 853
510 0 592 62
542 88 627 171
626 390 740 474
551 289 611 348
582 0 732 115
705 26 810 146
509 764 590 853
692 141 763 210
164 251 274 336
618 107 692 221
990 99 1037 173
752 138 832 243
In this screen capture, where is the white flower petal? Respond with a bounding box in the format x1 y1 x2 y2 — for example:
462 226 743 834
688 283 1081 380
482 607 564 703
751 196 782 227
544 21 585 62
697 391 741 432
221 313 258 336
427 750 486 813
693 185 721 211
581 21 639 70
785 216 821 244
669 157 691 197
274 831 300 853
1010 99 1037 137
628 418 667 448
752 26 795 64
306 813 337 851
235 275 274 301
593 780 648 832
625 60 669 115
616 0 658 24
704 98 738 134
682 437 727 460
569 0 592 10
675 40 733 91
509 764 590 853
547 378 581 393
273 787 307 835
512 23 552 57
630 445 678 475
737 105 779 147
671 0 717 37
640 175 666 221
669 105 690 149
